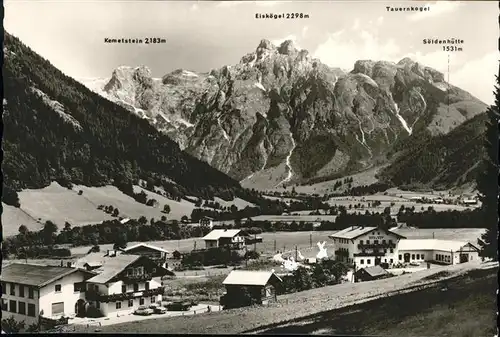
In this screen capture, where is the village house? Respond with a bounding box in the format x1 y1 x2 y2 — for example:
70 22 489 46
198 216 214 228
1 263 96 325
397 239 480 265
329 226 407 267
354 265 392 283
202 229 247 250
220 270 282 309
83 254 175 318
122 243 170 268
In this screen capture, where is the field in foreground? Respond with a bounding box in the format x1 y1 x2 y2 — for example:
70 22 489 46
69 261 497 334
257 267 497 336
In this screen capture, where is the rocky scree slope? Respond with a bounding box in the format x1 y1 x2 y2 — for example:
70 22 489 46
83 39 488 189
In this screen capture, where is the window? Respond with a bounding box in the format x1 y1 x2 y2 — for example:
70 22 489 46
150 296 156 304
421 254 425 260
384 249 387 253
390 249 394 253
116 302 122 309
411 254 415 260
94 285 99 291
122 285 127 294
2 299 8 311
359 240 363 244
18 302 26 315
74 283 83 293
28 287 34 299
384 259 387 262
388 240 393 244
9 300 17 313
374 240 379 244
128 299 134 307
367 259 371 265
360 259 364 264
145 282 150 291
366 240 370 244
27 303 36 317
19 285 25 298
139 298 145 305
399 254 402 260
1 282 5 295
377 232 380 235
51 302 64 316
382 240 386 244
127 268 134 276
96 301 100 309
390 259 393 263
133 283 139 292
55 284 62 293
10 283 15 296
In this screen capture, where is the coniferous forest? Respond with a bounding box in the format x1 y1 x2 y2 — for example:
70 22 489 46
2 33 243 206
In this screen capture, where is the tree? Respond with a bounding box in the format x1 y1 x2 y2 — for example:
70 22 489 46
2 316 25 333
181 215 189 223
63 222 72 231
113 232 128 250
112 208 119 217
476 75 499 260
18 225 28 235
163 204 171 214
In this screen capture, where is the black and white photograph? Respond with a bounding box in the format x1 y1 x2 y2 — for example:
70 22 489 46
1 0 498 335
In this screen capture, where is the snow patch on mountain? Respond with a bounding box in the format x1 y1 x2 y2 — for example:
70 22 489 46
394 102 413 135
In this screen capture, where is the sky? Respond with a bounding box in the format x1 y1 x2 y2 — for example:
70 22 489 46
5 0 498 104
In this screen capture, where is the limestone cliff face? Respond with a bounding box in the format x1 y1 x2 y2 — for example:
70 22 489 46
82 39 487 188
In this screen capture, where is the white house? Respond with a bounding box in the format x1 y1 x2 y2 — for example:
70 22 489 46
202 229 246 249
84 254 175 318
1 263 96 325
122 243 169 268
199 216 214 228
329 226 407 268
397 239 480 265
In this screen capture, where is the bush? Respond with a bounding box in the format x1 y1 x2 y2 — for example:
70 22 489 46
244 250 260 260
2 316 25 333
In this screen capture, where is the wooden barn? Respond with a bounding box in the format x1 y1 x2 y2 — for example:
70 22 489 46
220 270 282 309
354 265 392 283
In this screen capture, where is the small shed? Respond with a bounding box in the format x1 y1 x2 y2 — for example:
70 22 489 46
221 270 282 309
354 265 391 283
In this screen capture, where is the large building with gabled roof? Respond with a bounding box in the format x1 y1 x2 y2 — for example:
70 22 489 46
329 226 406 267
1 263 96 325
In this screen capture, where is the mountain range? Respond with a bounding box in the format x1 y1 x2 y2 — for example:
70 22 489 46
2 32 244 207
81 39 489 190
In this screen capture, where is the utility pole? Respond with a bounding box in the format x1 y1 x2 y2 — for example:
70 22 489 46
194 241 197 250
310 233 312 248
273 239 277 253
295 246 298 261
433 232 435 239
245 245 248 268
254 234 257 251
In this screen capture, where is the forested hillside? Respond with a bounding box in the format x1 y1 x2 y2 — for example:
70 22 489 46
2 33 242 206
380 112 489 189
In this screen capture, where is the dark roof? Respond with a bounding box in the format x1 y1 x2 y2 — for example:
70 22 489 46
1 263 94 288
356 265 390 278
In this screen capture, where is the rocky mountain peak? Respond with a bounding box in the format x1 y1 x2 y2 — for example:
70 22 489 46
277 39 298 56
257 39 275 50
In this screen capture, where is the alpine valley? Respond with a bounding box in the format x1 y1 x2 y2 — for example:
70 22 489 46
81 39 488 191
